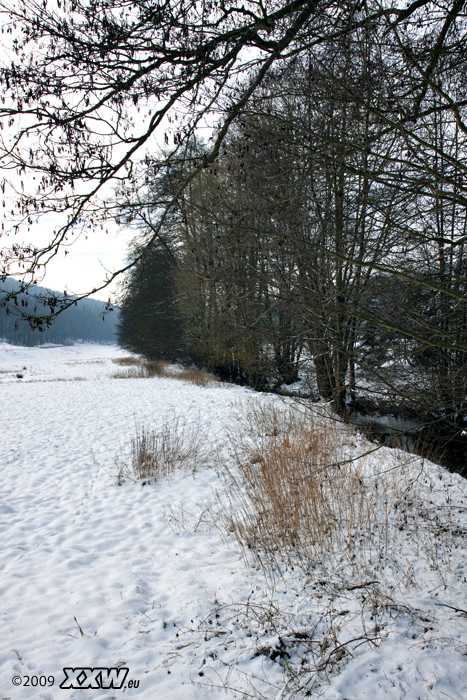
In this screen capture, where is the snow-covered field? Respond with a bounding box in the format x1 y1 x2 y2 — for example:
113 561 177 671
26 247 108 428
1 342 466 699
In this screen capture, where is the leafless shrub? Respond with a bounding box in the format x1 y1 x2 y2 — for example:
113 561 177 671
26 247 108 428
116 413 209 482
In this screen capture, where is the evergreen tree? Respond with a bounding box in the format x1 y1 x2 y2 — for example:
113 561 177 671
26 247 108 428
117 243 185 361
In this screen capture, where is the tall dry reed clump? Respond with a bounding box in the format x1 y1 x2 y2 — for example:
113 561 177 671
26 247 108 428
112 357 217 385
112 357 170 378
220 400 423 582
144 360 171 377
113 356 142 366
116 413 208 483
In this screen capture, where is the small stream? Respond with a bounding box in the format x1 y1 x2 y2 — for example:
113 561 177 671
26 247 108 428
350 411 467 478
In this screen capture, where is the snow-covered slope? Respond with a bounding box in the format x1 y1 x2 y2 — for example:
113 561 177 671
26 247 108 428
0 343 466 699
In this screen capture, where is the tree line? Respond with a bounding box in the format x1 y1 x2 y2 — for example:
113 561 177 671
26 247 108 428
1 1 467 460
118 43 467 461
1 278 118 346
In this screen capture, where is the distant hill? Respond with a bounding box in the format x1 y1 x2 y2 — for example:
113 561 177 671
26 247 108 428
0 278 119 346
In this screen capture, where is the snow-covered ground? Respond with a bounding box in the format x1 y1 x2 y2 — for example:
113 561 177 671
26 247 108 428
0 342 466 699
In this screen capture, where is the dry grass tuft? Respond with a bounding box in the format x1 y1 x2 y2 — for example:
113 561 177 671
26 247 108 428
116 413 208 483
170 399 459 699
112 366 147 379
144 359 170 377
112 356 142 366
218 399 431 583
112 358 169 379
221 402 359 565
174 367 218 387
112 356 218 385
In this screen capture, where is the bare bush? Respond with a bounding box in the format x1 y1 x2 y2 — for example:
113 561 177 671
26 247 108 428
116 413 209 482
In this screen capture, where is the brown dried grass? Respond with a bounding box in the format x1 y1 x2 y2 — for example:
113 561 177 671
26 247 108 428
112 356 141 366
144 359 170 377
116 414 208 483
112 366 147 379
112 358 170 379
173 367 218 387
219 400 420 577
112 357 215 384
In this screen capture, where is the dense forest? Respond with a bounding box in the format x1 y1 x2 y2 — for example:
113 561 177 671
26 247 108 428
0 278 119 346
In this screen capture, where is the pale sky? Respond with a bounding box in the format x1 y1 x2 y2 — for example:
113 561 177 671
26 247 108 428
12 216 133 302
41 226 132 302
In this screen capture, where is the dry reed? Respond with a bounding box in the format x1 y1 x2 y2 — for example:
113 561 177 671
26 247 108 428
173 367 217 387
112 357 216 385
219 399 427 582
116 413 208 482
112 356 141 366
112 366 147 379
145 359 170 377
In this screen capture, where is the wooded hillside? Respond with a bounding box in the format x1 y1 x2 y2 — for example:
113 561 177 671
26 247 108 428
0 278 118 346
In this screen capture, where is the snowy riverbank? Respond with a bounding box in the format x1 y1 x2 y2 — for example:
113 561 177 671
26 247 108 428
0 343 466 699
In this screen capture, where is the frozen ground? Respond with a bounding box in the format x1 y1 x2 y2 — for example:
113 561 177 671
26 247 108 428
0 342 466 699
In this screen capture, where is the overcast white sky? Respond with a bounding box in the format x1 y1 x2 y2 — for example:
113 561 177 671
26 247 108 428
7 213 133 302
44 232 131 302
32 220 132 302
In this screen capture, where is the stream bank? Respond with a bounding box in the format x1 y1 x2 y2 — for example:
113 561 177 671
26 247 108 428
349 404 467 478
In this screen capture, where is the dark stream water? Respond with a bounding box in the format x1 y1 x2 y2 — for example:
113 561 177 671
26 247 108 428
268 386 467 478
351 411 467 478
